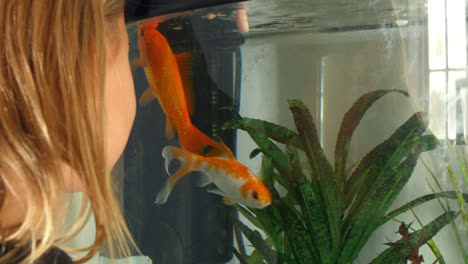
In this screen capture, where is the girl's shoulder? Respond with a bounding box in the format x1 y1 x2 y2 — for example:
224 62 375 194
0 243 73 264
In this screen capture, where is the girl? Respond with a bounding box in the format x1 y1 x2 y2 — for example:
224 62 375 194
0 0 137 263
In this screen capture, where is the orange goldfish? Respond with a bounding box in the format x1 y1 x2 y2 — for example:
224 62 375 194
155 144 272 209
135 19 231 157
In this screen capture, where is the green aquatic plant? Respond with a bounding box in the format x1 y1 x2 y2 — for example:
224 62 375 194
421 143 468 263
223 89 468 264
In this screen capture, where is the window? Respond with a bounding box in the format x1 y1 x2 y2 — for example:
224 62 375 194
428 0 467 140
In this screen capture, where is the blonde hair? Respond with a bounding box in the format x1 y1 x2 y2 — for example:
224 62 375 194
0 0 136 263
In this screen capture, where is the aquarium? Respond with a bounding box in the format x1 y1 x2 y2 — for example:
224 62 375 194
120 0 468 263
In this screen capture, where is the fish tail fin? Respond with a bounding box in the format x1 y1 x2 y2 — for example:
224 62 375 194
154 179 171 205
155 146 196 205
180 125 234 158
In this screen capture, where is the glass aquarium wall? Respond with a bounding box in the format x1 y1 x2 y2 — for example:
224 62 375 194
121 0 468 263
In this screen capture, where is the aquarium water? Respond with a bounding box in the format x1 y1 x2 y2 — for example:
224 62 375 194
86 0 468 263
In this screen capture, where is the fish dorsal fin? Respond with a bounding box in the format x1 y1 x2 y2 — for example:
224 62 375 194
208 138 236 159
165 118 176 139
175 52 194 116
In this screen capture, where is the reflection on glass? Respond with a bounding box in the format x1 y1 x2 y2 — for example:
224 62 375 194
429 71 447 138
449 71 466 139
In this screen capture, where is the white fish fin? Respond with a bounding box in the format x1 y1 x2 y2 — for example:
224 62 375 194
207 188 226 197
197 173 213 187
223 197 235 206
161 145 195 186
161 146 175 175
154 179 171 204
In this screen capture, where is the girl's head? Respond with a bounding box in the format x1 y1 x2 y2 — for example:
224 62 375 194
0 0 137 262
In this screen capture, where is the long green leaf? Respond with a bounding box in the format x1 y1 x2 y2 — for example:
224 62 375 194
287 145 332 263
381 191 468 225
248 250 267 264
235 204 263 230
344 113 430 210
426 162 468 263
288 99 333 178
447 142 468 191
335 89 409 187
261 149 323 262
285 145 309 203
369 211 459 264
445 143 468 228
344 116 432 228
340 148 422 263
261 155 275 190
249 207 283 254
247 155 298 255
246 129 292 187
232 248 249 264
222 112 292 186
223 117 303 150
288 99 342 257
409 209 446 264
259 153 319 262
275 200 317 263
299 179 335 263
232 216 278 264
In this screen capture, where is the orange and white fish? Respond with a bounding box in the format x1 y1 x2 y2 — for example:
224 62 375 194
135 19 231 157
155 144 272 209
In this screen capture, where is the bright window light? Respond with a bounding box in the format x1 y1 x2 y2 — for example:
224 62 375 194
427 0 467 140
428 0 447 71
429 72 447 138
447 0 467 69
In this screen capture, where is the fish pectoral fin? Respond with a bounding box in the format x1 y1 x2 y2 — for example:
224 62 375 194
131 58 146 69
223 197 235 206
207 188 226 197
175 52 194 116
165 118 176 139
197 173 213 187
139 88 157 105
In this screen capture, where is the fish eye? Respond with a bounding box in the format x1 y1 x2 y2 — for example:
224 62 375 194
251 191 259 200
